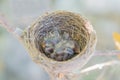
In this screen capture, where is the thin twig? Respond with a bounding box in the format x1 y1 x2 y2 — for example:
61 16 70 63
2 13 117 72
0 14 23 38
80 60 120 74
94 50 120 56
0 14 15 33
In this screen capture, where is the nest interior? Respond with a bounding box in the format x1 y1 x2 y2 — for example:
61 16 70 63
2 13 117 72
30 11 90 61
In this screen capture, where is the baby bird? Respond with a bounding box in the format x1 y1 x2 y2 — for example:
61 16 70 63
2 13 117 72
43 30 80 61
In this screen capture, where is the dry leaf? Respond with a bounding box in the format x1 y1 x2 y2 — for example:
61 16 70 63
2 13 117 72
113 32 120 50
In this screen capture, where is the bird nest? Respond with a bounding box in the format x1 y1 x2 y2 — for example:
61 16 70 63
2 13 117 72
21 11 97 73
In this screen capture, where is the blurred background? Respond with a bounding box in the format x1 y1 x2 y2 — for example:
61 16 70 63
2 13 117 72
0 0 120 80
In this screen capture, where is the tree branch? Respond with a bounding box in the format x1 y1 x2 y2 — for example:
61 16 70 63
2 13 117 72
80 60 120 74
0 14 23 38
